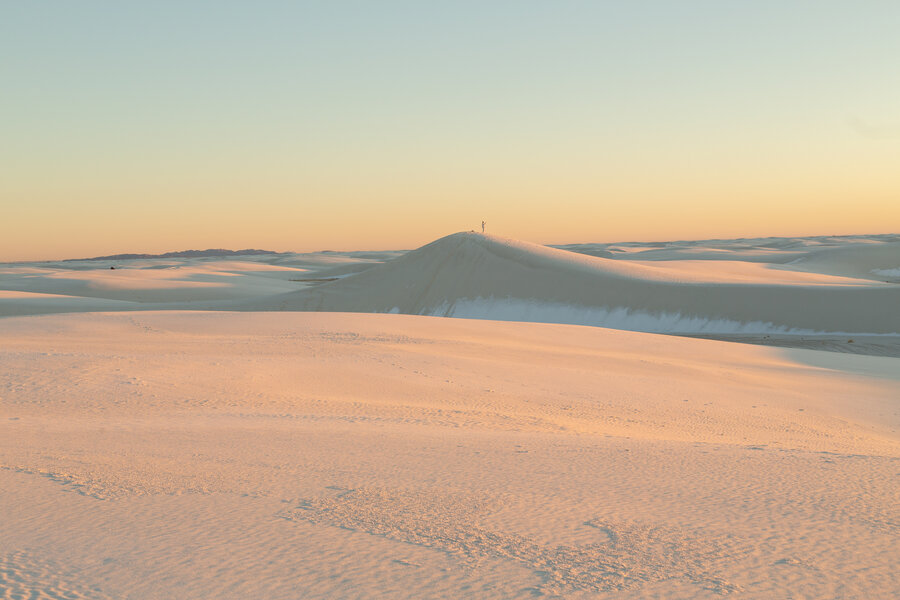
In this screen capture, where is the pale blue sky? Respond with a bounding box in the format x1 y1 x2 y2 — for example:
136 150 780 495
2 2 899 259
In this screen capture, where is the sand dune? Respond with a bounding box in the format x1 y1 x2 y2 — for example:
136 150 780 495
780 240 900 281
267 232 900 336
557 232 900 262
4 231 897 341
0 290 134 317
0 261 307 315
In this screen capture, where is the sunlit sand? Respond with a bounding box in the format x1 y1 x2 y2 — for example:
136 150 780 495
2 232 898 598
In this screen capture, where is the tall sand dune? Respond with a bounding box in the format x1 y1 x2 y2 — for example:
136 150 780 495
266 232 900 335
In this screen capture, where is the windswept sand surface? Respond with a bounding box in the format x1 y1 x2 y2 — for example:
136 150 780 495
2 312 899 599
1 233 898 598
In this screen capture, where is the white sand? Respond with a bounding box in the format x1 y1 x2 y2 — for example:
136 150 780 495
270 233 900 337
1 233 898 598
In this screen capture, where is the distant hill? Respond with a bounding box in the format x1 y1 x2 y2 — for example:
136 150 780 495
67 249 280 262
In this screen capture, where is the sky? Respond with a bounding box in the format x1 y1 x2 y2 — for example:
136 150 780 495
2 1 899 261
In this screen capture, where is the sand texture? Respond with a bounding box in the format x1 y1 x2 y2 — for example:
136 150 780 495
1 233 898 598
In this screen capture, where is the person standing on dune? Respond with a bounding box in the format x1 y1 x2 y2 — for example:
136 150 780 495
481 220 485 233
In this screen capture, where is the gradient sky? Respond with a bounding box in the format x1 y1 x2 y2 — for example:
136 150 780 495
2 1 899 261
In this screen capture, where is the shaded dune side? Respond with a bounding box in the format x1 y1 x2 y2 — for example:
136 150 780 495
781 241 900 281
265 232 900 335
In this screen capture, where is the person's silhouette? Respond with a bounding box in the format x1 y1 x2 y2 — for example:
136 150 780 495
481 220 485 233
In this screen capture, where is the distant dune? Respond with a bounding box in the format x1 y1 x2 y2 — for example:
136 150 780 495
65 248 281 262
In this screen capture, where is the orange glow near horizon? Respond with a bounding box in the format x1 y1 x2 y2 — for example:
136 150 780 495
2 4 899 262
3 183 897 262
